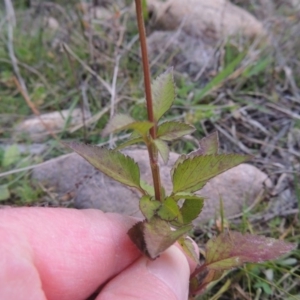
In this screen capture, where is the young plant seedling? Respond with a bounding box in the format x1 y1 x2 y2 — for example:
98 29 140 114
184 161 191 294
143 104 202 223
66 1 296 297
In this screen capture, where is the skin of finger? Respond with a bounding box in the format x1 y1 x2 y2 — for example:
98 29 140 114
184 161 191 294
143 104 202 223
0 207 141 300
0 227 46 300
97 246 191 300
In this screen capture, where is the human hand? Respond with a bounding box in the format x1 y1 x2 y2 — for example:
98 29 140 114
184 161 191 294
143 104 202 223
0 207 197 300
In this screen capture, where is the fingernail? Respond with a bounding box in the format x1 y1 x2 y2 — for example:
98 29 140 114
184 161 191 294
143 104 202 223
147 246 190 299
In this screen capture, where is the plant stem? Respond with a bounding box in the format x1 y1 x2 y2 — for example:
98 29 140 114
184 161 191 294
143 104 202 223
134 0 162 201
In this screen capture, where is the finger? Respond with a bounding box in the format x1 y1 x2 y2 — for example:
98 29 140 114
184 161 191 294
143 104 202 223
0 207 141 300
0 228 47 300
98 245 191 300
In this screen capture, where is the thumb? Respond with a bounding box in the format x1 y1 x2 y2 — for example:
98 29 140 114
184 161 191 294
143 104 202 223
98 245 191 300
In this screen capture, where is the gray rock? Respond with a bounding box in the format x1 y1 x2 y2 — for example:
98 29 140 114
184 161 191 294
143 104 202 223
140 0 266 43
147 31 218 77
14 109 90 142
32 148 270 223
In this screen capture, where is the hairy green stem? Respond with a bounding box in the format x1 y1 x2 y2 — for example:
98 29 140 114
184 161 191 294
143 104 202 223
134 0 162 201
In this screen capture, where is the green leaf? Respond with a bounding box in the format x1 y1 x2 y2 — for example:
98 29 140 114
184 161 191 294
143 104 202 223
140 180 155 196
2 144 20 167
157 197 182 222
178 236 199 264
205 231 296 271
102 114 154 137
153 139 169 164
152 68 176 121
102 114 135 136
127 121 154 137
0 185 10 201
139 195 161 221
114 137 144 151
172 154 251 194
189 132 219 156
157 121 195 141
140 181 166 199
191 269 224 294
142 0 149 21
130 130 141 139
170 154 187 179
180 196 204 224
128 217 192 259
66 143 141 190
172 192 204 201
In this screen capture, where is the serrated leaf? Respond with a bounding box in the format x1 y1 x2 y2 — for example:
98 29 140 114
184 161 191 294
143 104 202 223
193 269 224 294
130 130 141 139
102 114 154 137
157 197 182 222
153 139 169 164
205 231 296 271
139 195 161 220
189 132 219 156
172 154 251 194
127 222 147 256
102 114 135 136
114 137 144 151
179 236 199 263
140 180 155 196
128 217 192 259
152 68 175 121
172 192 204 201
127 121 154 137
0 185 10 201
66 143 141 190
157 121 195 141
2 144 20 167
140 180 166 199
170 154 187 179
180 196 204 224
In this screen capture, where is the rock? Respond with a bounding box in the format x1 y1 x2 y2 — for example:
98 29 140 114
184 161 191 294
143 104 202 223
147 31 218 77
44 17 59 31
77 2 115 20
14 109 90 142
291 0 300 9
32 148 270 224
143 0 266 43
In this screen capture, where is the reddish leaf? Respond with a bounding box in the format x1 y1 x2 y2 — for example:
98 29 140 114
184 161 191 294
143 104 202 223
205 231 296 271
128 217 192 259
190 269 224 296
127 221 148 256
